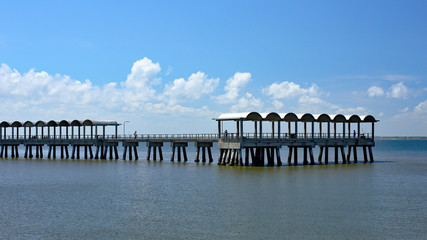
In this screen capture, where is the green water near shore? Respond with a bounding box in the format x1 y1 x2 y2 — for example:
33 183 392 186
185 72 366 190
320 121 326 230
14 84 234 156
0 140 426 239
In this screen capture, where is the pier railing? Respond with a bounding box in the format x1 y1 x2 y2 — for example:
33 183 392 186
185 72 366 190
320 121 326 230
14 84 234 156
221 132 371 139
0 133 371 141
0 133 220 141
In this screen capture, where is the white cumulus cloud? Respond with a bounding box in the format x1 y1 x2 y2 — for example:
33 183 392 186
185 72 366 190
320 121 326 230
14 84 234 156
231 93 263 112
367 86 384 97
272 100 284 109
215 72 251 103
123 57 161 102
263 81 319 99
387 82 408 98
414 100 427 113
163 71 219 104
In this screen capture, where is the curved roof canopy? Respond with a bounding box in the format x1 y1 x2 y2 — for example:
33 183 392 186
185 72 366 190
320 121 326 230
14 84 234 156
0 119 120 128
215 112 378 122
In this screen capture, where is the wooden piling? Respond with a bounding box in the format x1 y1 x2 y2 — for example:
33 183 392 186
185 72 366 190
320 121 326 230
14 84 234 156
309 147 314 165
363 146 368 163
324 147 329 165
318 146 323 164
368 146 374 163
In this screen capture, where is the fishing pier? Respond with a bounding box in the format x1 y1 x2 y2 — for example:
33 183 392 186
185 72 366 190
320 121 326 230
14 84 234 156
0 112 378 166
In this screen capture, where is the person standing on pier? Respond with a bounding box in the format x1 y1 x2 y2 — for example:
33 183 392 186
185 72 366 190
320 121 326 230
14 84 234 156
134 131 137 139
224 130 228 138
353 130 356 138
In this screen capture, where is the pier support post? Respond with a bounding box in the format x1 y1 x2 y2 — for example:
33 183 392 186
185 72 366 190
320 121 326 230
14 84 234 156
146 146 151 160
335 147 339 164
368 146 374 163
147 142 162 161
85 146 88 159
293 147 298 165
195 147 200 162
303 147 308 165
238 149 243 166
53 145 57 159
61 146 64 159
194 142 213 163
318 147 323 164
363 146 368 163
134 146 139 160
317 146 323 164
89 146 94 159
202 147 206 163
24 145 29 158
276 147 282 166
49 145 53 159
309 147 315 165
340 146 346 163
208 147 213 163
171 147 176 161
123 146 127 160
122 142 136 160
288 147 293 165
353 146 358 163
347 146 352 163
128 146 133 160
76 146 80 159
324 147 329 165
267 148 273 166
114 146 118 160
217 149 223 165
95 146 100 159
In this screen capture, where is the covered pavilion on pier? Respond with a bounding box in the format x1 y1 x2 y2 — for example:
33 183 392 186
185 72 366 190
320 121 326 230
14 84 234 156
215 112 378 139
214 112 378 166
0 119 120 140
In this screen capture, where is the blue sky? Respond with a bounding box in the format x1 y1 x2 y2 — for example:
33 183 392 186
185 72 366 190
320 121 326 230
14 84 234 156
1 0 426 136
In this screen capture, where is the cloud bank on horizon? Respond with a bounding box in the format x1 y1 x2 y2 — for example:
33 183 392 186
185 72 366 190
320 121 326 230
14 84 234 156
1 57 426 136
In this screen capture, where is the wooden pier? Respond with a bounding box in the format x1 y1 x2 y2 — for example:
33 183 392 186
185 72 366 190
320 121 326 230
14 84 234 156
0 112 378 166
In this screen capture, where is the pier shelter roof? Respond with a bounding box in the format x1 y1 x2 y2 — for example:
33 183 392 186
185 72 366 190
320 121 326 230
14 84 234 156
23 121 35 127
0 119 120 128
11 121 24 127
317 114 332 122
216 112 263 121
298 113 315 122
265 112 281 121
347 115 362 122
362 115 377 122
215 112 378 123
332 114 346 122
34 121 46 127
82 120 120 126
47 120 60 126
59 120 71 126
0 121 12 127
283 113 298 122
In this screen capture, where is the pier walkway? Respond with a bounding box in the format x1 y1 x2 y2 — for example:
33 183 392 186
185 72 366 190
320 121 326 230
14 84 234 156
0 112 378 166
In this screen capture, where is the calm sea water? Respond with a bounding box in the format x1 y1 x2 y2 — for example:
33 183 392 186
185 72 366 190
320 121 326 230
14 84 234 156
0 140 426 239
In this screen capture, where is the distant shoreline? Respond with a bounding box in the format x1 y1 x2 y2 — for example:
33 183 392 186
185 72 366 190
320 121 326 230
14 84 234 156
375 137 427 140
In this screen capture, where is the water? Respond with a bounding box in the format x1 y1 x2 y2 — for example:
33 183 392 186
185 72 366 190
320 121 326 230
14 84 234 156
0 140 426 239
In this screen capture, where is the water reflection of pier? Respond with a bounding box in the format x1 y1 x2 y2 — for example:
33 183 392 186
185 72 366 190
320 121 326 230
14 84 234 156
0 112 378 166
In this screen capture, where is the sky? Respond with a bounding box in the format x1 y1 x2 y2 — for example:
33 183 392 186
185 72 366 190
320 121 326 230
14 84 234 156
1 0 426 136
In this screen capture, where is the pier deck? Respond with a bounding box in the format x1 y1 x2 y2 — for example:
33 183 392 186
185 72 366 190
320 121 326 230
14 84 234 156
0 112 378 166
